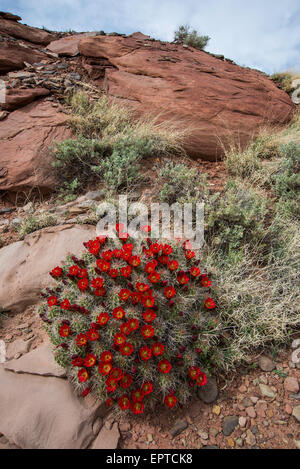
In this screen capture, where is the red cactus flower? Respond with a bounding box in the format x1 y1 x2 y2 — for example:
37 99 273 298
96 259 110 272
128 318 139 331
123 242 134 252
177 273 190 285
158 255 169 265
136 282 150 293
84 353 97 368
72 357 83 367
100 350 113 363
141 324 155 339
86 329 100 341
78 278 89 291
96 312 110 325
142 309 156 323
69 265 79 276
168 259 179 271
119 288 131 301
131 292 141 304
204 297 216 309
51 266 62 277
120 373 133 389
121 266 132 278
145 260 157 273
164 286 176 299
141 293 155 308
129 255 140 267
131 401 144 414
132 389 144 402
142 381 153 395
164 394 177 408
47 296 58 307
158 359 172 374
110 367 123 381
196 372 207 387
148 271 160 284
98 361 113 376
102 250 113 261
59 323 70 337
88 240 100 255
162 244 173 255
151 243 161 254
106 398 114 408
140 346 152 361
118 394 130 411
120 322 132 335
94 287 106 297
152 342 165 356
91 277 104 289
185 250 195 260
201 276 212 288
189 366 201 380
114 333 127 346
120 343 134 356
113 306 126 320
60 299 71 310
76 333 88 347
190 267 201 278
108 268 118 278
78 368 89 383
78 268 88 278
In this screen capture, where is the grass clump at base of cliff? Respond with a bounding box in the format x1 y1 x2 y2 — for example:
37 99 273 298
271 72 295 94
17 213 57 240
53 91 187 201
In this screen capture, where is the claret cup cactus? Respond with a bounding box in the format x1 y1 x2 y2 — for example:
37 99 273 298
39 224 221 414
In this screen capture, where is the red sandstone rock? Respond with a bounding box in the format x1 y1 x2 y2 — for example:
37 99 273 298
0 41 46 73
78 35 294 159
1 88 50 111
47 34 87 56
0 18 55 45
0 100 72 193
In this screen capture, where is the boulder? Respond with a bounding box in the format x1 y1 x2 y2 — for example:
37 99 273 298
4 343 66 377
78 35 294 160
1 87 50 111
0 224 96 312
0 18 55 45
0 99 71 193
47 34 87 56
6 338 33 360
0 364 103 448
0 41 46 73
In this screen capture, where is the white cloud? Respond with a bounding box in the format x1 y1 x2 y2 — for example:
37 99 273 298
3 0 300 73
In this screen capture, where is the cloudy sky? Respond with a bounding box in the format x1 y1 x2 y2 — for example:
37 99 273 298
2 0 300 74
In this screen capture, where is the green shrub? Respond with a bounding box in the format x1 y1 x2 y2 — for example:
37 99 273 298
174 25 210 50
205 180 268 255
158 161 207 204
